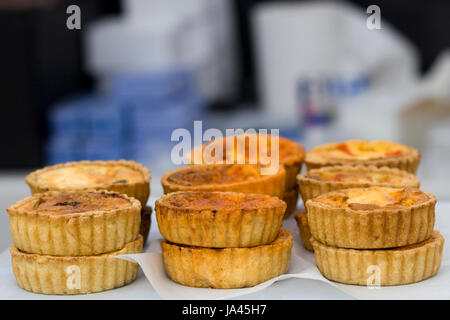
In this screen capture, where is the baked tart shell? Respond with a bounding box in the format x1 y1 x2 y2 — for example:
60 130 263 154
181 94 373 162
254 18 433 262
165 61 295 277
156 191 286 248
188 134 305 190
140 206 152 246
7 190 142 256
305 148 420 174
283 161 303 190
25 160 151 206
306 188 436 249
298 165 421 206
161 164 286 198
279 138 305 190
161 229 293 289
10 235 143 295
283 184 299 219
311 231 444 286
294 211 314 251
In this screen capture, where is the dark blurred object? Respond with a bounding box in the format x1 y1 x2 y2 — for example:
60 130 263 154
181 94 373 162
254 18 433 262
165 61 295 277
0 0 119 168
349 0 450 73
0 0 57 10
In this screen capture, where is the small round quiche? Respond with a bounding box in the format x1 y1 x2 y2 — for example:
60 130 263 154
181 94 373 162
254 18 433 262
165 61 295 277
312 231 444 286
11 235 143 295
304 140 420 173
306 187 436 249
162 229 293 288
189 133 305 190
161 164 286 198
155 191 287 248
283 184 299 219
25 160 151 206
7 190 142 256
294 211 313 251
297 165 420 205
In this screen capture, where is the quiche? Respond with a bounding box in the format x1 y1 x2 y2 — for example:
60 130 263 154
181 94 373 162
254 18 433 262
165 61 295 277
189 133 305 190
312 231 444 286
304 140 420 173
306 187 436 249
298 165 420 205
162 229 293 288
283 184 299 219
161 164 286 198
25 160 151 206
140 206 152 245
11 235 143 295
294 211 313 251
155 191 286 248
7 190 141 256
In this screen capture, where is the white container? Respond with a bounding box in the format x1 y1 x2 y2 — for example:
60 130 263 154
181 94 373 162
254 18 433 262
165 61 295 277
252 2 418 127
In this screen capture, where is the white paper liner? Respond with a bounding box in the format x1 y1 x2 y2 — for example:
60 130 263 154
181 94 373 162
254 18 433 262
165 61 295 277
116 202 450 300
113 218 328 299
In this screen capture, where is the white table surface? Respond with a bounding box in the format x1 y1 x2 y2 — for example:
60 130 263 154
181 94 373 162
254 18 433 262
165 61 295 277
2 198 450 300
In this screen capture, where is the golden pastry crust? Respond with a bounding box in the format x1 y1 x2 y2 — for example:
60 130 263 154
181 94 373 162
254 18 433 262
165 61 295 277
161 229 293 288
294 211 313 251
25 160 151 206
140 206 152 246
306 187 436 249
156 191 286 248
311 231 444 286
188 134 305 190
298 165 421 206
305 140 420 174
10 235 143 295
161 164 286 198
7 190 141 256
283 184 299 219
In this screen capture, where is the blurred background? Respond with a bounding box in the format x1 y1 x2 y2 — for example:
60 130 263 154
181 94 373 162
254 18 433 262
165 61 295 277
1 0 450 250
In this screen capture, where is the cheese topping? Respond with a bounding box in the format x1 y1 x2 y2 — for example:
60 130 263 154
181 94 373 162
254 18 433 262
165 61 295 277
19 191 132 215
36 165 144 188
307 140 412 162
313 187 429 210
162 191 284 210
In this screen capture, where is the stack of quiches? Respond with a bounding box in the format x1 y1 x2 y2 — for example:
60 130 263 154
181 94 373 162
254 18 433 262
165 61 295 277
295 140 444 286
156 134 305 288
7 160 151 294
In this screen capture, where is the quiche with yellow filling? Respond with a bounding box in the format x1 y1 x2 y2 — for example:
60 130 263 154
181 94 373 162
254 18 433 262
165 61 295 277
25 160 151 206
10 235 143 295
306 187 435 249
161 164 286 198
298 165 420 205
189 134 305 190
7 190 141 256
156 191 286 248
162 229 293 288
312 231 444 286
305 140 420 173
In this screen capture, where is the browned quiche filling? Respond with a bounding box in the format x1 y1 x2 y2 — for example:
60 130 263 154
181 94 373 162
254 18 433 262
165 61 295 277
166 164 262 186
191 133 304 165
18 191 131 215
313 187 430 210
35 164 144 189
162 191 285 210
307 140 413 163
